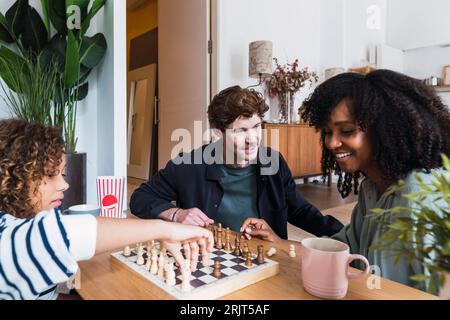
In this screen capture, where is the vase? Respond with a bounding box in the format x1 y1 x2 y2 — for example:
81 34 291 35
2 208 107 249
288 92 296 124
61 153 87 211
278 92 289 123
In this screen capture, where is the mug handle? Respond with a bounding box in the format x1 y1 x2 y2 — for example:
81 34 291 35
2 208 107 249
346 254 370 280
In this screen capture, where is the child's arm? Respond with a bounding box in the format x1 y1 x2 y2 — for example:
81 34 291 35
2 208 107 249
61 214 214 265
0 210 213 300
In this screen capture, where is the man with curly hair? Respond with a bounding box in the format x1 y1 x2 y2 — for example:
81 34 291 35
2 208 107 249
301 69 450 289
130 85 343 241
0 119 214 300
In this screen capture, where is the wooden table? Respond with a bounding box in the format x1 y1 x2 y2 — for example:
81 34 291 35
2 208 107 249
76 205 438 300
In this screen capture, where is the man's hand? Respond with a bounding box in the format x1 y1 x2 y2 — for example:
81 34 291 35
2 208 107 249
174 208 214 227
240 218 282 243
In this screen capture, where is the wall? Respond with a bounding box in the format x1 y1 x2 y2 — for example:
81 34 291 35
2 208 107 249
403 46 450 107
387 0 450 50
216 0 388 121
127 0 158 72
216 0 321 121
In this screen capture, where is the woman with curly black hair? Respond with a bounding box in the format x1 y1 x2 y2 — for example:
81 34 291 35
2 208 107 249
302 69 450 289
0 119 213 300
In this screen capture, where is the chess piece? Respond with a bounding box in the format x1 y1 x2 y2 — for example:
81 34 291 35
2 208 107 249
289 244 296 258
181 260 191 292
242 242 249 255
257 245 265 264
267 247 277 257
233 236 241 256
224 227 232 252
145 252 152 271
245 252 253 267
165 262 176 286
213 226 218 245
216 229 223 249
212 260 221 277
136 247 145 265
157 253 165 278
123 245 131 257
150 251 158 274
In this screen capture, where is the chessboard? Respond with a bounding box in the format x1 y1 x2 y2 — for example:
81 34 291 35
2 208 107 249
111 240 279 300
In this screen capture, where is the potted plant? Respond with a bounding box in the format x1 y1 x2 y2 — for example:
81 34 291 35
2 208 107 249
264 57 318 124
371 154 450 299
0 51 59 126
0 0 107 210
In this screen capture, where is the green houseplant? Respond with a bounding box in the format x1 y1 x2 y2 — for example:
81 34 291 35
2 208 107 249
371 154 450 298
0 0 107 209
0 0 107 152
0 51 59 126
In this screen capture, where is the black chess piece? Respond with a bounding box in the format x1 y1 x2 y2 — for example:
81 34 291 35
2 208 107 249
245 252 253 267
212 260 221 277
257 245 265 264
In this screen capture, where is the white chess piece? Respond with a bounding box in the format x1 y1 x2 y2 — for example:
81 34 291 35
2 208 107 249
150 251 158 274
157 253 165 278
145 252 152 271
267 247 277 257
136 247 145 265
180 260 191 292
123 245 131 257
165 262 176 286
289 244 296 258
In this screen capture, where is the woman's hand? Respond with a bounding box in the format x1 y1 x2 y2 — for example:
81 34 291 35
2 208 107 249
240 218 282 243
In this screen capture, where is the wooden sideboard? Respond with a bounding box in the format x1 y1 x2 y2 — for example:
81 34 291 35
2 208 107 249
262 123 330 185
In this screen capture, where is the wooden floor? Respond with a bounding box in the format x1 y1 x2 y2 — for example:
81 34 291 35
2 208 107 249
297 181 357 210
288 181 357 241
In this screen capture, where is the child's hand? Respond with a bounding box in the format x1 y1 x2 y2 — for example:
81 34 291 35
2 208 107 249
160 223 214 271
162 240 206 272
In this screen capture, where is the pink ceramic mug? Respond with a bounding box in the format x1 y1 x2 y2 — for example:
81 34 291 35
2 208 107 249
301 237 370 299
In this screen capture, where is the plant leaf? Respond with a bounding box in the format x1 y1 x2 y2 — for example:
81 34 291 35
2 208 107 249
40 0 51 41
21 5 49 53
442 154 450 172
75 82 89 101
5 0 28 39
0 13 14 43
80 0 106 36
47 0 66 33
63 30 80 89
78 64 92 83
80 33 106 68
0 46 27 91
410 274 428 282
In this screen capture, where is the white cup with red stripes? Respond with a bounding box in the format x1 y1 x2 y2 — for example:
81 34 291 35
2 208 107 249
97 176 126 218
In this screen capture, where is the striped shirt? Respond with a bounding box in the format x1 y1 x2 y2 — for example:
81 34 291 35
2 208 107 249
0 209 97 300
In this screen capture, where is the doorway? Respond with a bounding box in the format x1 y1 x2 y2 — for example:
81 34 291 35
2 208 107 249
126 0 215 201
